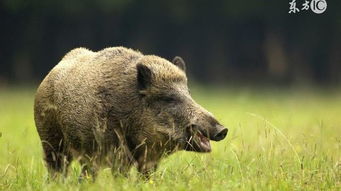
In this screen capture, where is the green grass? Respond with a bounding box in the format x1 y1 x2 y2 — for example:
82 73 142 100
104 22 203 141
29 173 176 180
0 86 340 190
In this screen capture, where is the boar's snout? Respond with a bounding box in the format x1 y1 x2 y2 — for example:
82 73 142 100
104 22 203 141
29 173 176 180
210 124 228 141
183 100 228 152
184 122 228 153
202 114 228 142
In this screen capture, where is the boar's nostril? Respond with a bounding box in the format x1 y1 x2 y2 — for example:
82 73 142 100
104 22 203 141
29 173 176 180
213 128 228 141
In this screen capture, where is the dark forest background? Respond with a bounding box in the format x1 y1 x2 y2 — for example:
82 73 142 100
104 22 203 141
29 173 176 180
0 0 340 86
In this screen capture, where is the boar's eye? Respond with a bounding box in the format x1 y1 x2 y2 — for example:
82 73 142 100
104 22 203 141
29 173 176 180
156 96 178 104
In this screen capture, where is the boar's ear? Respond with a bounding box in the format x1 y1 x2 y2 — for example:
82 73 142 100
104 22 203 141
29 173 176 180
172 56 186 72
137 64 152 91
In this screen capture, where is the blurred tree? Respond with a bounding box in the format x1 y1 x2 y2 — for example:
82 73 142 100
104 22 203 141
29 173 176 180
0 0 340 86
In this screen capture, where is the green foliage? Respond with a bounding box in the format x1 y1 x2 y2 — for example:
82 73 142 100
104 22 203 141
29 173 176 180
0 87 340 190
2 0 132 14
1 0 341 84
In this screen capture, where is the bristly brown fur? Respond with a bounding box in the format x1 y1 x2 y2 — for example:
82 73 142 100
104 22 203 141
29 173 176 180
34 46 227 179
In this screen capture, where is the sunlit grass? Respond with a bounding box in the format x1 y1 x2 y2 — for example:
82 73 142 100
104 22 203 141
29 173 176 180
0 86 340 190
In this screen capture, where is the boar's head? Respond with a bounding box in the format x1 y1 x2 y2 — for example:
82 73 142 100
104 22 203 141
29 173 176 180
135 56 228 153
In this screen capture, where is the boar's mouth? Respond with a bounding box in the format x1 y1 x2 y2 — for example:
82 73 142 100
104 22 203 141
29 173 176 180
184 125 211 153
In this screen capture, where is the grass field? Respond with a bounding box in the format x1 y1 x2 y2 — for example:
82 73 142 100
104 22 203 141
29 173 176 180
0 86 340 190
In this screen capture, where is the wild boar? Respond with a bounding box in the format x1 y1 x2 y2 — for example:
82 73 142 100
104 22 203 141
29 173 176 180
34 47 227 178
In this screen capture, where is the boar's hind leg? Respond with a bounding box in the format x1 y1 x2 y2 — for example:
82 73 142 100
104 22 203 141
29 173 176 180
35 108 72 178
43 137 72 178
79 159 98 182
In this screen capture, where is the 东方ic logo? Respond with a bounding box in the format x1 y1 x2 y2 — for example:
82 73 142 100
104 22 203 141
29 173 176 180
310 0 327 14
289 0 327 14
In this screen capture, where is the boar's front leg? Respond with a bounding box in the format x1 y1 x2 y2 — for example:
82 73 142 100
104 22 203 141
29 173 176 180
137 160 158 179
110 129 136 176
135 145 160 179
